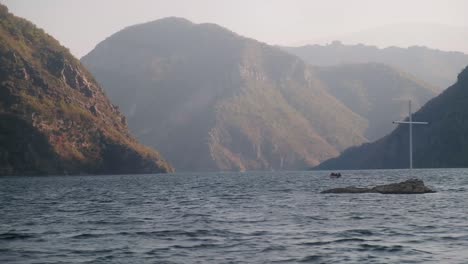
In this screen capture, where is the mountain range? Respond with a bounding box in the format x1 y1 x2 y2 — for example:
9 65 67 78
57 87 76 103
3 6 464 174
82 17 372 171
0 4 173 175
293 23 468 56
81 17 447 171
284 41 468 90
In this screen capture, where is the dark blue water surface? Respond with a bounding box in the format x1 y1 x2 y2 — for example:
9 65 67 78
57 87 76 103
1 169 468 263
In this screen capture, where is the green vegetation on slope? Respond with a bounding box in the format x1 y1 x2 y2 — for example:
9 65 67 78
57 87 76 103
0 4 173 175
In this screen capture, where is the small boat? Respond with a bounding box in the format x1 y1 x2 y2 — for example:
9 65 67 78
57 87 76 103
329 172 342 178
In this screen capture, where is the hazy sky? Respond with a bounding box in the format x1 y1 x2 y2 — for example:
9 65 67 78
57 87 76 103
2 0 467 57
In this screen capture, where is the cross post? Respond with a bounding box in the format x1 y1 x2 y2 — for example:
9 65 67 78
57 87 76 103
393 100 429 176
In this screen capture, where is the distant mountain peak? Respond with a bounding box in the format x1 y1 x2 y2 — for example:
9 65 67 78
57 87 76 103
152 16 193 24
297 22 468 55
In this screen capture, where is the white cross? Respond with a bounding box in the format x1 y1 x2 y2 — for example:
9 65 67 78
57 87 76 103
393 100 429 175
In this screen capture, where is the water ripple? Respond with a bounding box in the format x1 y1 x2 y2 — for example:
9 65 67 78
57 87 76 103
1 169 468 263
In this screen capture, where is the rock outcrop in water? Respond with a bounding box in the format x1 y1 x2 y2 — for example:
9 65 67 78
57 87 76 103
321 178 435 194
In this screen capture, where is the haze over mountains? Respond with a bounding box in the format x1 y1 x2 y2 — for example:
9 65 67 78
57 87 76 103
317 65 468 170
284 41 468 91
0 5 173 175
295 23 468 55
81 17 463 172
315 63 436 141
82 17 371 171
2 3 467 174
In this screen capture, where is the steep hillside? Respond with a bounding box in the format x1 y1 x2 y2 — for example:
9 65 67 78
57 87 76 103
316 63 436 140
0 4 173 175
82 18 367 171
284 41 468 90
317 66 468 170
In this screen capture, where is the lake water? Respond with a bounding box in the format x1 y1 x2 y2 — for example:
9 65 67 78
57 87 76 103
1 169 468 263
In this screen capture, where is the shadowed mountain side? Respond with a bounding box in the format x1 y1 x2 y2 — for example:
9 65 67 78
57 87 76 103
0 4 173 175
283 42 468 91
82 17 368 171
316 63 436 140
316 66 468 170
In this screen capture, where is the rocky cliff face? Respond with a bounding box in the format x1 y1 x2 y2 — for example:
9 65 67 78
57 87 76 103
82 18 368 171
317 65 468 170
0 4 173 175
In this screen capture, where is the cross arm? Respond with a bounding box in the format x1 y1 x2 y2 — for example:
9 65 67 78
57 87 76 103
393 121 429 125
